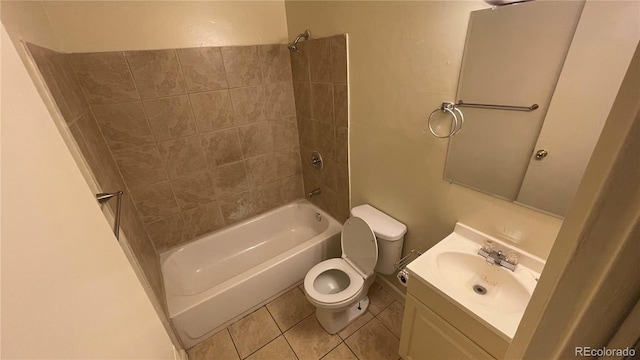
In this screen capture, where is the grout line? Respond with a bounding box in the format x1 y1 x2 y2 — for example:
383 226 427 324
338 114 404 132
225 327 243 360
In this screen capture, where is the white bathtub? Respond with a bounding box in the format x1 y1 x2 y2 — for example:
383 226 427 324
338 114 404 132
161 200 342 348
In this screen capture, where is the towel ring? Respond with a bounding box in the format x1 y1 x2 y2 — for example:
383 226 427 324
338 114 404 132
428 103 459 138
451 106 464 135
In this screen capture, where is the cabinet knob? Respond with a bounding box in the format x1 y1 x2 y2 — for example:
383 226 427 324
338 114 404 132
534 149 548 160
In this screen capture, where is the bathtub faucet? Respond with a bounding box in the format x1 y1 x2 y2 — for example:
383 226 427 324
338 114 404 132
308 188 321 198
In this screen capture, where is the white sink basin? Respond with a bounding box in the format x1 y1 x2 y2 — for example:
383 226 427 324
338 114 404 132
407 222 544 340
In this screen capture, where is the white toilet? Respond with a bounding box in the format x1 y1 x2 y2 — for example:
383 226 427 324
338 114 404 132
304 204 407 334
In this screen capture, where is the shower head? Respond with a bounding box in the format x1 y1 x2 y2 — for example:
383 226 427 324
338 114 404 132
288 30 311 52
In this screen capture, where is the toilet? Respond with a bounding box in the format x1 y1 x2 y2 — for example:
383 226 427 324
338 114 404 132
304 204 407 334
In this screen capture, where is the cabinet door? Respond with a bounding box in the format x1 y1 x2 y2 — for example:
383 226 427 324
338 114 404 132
399 295 494 360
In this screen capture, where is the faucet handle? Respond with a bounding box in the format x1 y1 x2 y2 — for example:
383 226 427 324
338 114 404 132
482 240 494 253
505 250 519 265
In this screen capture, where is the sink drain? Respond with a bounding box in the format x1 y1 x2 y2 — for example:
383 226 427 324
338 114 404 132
473 284 487 295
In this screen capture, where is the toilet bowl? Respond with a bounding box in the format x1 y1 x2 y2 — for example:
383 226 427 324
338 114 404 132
304 205 407 334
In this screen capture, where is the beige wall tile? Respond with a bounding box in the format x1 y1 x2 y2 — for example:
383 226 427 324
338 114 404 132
322 343 357 360
181 202 226 240
308 38 332 83
27 44 71 121
218 191 256 225
238 122 274 158
313 121 335 160
130 181 181 223
112 144 168 187
143 95 196 140
330 36 348 85
146 214 186 251
376 301 403 339
157 135 208 179
210 161 249 197
275 148 302 179
264 82 296 120
336 192 350 223
290 42 310 83
300 146 319 184
260 44 293 83
229 85 266 125
245 155 278 188
333 85 348 128
188 329 239 360
271 117 299 150
297 116 315 148
266 288 315 332
251 181 281 214
279 175 304 203
317 186 338 217
171 171 217 210
345 319 400 360
320 157 338 192
189 90 235 132
293 82 312 118
246 336 296 360
27 44 89 121
311 83 333 124
177 47 228 93
335 126 348 164
222 46 262 88
200 128 243 168
70 51 139 104
92 101 155 151
228 307 281 358
70 112 122 187
125 49 186 99
284 315 341 360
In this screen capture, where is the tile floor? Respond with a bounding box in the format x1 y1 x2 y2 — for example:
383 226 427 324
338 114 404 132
188 281 404 360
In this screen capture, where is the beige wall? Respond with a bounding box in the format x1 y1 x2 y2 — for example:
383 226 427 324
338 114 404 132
0 24 175 359
0 0 61 52
285 1 563 272
41 0 289 52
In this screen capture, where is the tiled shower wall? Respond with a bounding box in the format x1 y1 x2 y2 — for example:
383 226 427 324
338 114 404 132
27 43 165 308
27 42 304 310
291 35 350 222
67 45 302 251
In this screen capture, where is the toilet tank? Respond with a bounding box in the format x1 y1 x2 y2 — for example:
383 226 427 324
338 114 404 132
350 204 407 275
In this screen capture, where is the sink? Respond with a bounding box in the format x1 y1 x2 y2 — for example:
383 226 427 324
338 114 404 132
407 222 544 340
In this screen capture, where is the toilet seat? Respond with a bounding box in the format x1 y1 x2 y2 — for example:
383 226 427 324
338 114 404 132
304 258 364 305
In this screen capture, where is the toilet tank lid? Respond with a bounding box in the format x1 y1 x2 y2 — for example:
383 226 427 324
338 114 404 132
350 204 407 241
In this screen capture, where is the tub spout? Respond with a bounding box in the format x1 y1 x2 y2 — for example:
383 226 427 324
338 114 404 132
308 188 321 198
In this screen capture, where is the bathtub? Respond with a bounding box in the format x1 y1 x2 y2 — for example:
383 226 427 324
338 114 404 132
160 199 342 348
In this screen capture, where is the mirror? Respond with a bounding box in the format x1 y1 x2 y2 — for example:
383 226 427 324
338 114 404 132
444 0 594 217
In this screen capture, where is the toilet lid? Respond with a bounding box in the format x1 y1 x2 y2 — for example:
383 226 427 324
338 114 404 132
341 216 378 277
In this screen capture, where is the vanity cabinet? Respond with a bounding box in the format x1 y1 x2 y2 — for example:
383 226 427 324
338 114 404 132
399 275 508 360
400 294 494 360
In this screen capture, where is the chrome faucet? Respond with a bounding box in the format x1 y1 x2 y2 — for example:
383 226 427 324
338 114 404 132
308 188 321 198
478 240 518 271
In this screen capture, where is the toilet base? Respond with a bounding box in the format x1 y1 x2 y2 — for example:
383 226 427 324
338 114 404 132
316 296 370 334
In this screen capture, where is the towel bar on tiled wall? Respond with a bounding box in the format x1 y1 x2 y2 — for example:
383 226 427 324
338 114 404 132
96 191 123 241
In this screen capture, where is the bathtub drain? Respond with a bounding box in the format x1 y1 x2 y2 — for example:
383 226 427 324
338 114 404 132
315 213 322 221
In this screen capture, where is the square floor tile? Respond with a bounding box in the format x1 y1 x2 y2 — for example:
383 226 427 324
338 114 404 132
346 319 400 360
228 307 281 358
245 336 297 360
321 343 357 360
285 315 341 360
377 301 404 338
338 311 374 340
368 282 396 315
267 287 315 331
188 329 239 360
